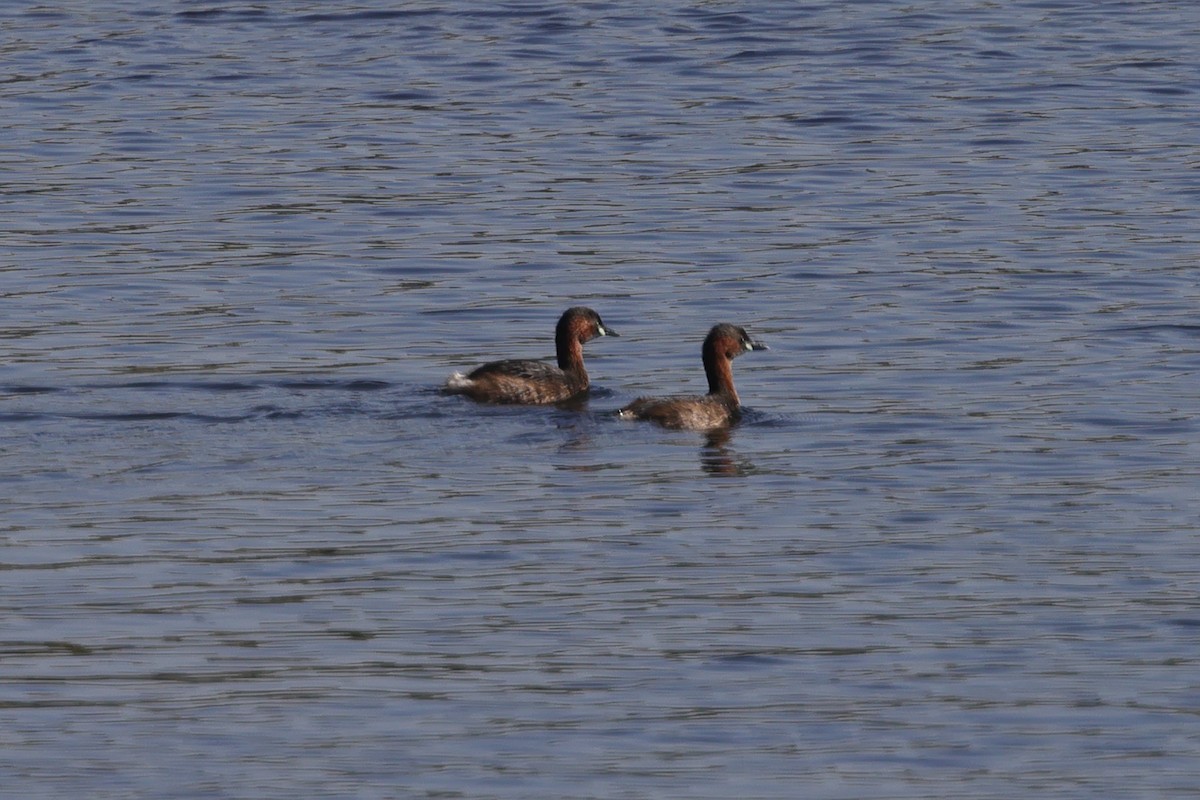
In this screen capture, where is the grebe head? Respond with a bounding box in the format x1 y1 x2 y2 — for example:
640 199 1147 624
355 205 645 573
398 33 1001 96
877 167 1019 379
558 306 618 343
703 323 767 362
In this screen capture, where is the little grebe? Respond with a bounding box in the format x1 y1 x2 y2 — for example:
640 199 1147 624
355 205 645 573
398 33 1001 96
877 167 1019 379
618 323 766 430
445 306 617 404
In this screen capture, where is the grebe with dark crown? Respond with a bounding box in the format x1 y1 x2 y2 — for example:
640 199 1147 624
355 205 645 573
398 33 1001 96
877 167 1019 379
618 323 766 430
445 306 617 404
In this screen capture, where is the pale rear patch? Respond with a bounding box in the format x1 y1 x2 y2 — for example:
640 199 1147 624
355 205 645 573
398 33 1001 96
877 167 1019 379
445 371 474 391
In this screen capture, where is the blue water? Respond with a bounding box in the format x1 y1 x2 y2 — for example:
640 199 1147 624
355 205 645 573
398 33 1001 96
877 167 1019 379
3 2 1200 798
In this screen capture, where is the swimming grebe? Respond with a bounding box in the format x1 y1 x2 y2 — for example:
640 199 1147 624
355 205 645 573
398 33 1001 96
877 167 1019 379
445 306 617 404
617 323 766 430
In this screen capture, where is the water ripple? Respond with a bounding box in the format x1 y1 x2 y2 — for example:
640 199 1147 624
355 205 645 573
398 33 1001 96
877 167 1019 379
3 1 1199 798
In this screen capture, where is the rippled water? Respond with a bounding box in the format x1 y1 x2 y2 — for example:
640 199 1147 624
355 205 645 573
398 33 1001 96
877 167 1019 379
4 2 1200 798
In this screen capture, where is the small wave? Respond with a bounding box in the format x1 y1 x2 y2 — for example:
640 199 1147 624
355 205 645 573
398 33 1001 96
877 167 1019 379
65 411 253 424
176 8 267 22
275 379 391 392
113 380 259 392
1 385 61 395
296 9 436 24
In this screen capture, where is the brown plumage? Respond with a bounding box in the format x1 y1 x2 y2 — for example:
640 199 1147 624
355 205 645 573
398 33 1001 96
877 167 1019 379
445 307 617 404
618 323 767 431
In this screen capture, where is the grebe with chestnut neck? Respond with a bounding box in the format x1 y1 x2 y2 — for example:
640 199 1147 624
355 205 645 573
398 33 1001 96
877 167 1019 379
618 323 767 431
445 306 617 404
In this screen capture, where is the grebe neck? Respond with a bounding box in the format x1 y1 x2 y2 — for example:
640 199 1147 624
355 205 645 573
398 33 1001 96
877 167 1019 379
557 334 586 375
704 352 739 406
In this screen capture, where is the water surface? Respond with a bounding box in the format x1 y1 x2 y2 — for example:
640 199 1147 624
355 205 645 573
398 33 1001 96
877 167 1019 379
3 2 1199 798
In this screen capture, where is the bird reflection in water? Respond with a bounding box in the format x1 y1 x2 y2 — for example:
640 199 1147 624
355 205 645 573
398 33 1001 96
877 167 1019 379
700 427 757 477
